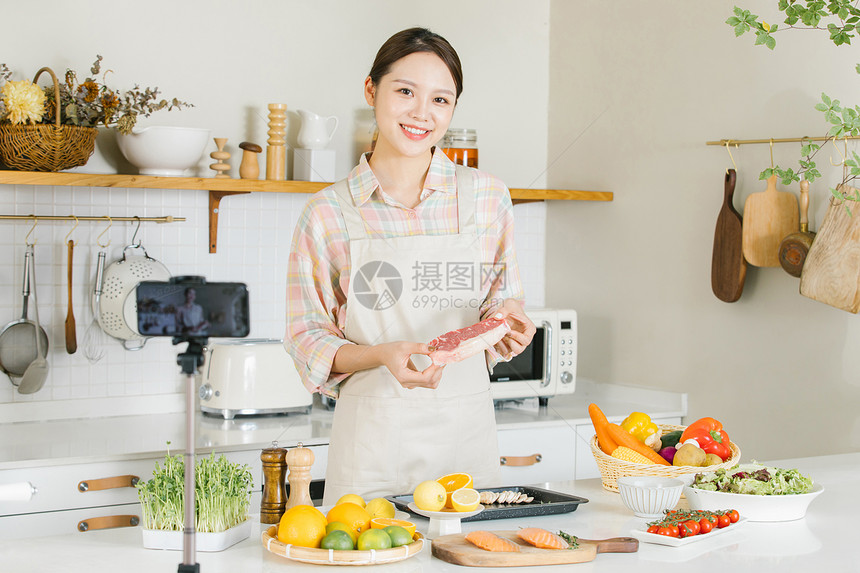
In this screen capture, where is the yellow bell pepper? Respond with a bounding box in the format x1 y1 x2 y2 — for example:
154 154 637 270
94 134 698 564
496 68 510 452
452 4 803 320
620 412 662 450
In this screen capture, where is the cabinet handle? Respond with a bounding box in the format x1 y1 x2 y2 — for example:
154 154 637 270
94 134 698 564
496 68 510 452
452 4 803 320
78 475 140 492
499 454 542 466
77 515 139 532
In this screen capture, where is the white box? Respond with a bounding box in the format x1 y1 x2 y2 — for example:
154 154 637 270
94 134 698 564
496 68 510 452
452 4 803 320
294 148 335 182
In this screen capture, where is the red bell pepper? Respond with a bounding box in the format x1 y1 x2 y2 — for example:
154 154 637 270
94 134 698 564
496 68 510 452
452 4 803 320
680 417 732 461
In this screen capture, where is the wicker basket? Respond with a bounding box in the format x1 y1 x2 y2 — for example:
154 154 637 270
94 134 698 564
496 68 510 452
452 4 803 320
0 67 97 172
590 424 741 492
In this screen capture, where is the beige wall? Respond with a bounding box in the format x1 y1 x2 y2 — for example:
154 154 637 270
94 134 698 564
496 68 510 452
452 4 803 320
547 0 860 459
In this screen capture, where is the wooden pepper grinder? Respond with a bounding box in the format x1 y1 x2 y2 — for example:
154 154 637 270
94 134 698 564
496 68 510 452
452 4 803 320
285 442 315 509
260 443 287 524
266 103 287 180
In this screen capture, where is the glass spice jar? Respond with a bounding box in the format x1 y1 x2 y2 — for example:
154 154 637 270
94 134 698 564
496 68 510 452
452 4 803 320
441 128 478 168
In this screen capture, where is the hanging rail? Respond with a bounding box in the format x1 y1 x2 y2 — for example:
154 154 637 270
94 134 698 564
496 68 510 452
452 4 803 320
706 135 860 146
0 215 183 223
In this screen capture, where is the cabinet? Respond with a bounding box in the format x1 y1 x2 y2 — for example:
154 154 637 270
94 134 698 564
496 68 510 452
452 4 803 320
497 425 577 485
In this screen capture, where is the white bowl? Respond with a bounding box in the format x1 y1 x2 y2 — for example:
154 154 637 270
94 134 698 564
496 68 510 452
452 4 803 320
683 483 823 522
617 476 683 518
116 125 210 176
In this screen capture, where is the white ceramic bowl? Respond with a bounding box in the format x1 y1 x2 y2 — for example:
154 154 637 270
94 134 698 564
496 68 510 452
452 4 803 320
617 476 684 518
683 483 823 522
116 125 210 176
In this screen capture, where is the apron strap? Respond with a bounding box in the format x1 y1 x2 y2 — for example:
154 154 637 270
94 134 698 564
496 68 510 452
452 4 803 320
331 178 369 240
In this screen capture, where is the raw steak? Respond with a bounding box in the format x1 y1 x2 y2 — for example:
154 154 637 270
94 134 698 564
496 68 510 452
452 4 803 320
428 317 511 365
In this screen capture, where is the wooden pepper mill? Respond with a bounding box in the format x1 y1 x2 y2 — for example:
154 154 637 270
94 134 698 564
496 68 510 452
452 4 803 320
260 443 287 524
285 442 315 509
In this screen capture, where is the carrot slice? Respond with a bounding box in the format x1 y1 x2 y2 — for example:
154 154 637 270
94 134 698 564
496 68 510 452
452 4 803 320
465 531 521 552
517 527 570 550
588 403 618 455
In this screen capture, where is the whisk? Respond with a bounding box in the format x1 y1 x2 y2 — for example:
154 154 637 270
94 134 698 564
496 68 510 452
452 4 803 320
82 251 107 363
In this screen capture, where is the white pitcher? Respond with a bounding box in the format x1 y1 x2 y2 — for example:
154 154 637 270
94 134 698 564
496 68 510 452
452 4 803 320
297 109 339 150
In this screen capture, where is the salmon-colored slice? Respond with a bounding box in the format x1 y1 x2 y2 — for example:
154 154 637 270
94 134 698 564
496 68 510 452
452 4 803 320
465 531 521 552
517 527 570 550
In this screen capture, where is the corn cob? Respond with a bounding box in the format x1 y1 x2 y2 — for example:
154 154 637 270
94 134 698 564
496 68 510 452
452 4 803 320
611 446 656 465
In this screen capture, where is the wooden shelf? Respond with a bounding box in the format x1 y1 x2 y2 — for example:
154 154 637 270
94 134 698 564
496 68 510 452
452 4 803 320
0 171 613 252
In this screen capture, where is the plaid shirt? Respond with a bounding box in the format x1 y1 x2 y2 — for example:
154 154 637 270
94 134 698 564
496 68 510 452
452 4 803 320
285 149 523 398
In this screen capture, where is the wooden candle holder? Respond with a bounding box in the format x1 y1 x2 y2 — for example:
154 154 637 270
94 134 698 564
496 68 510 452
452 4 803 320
266 103 287 181
209 137 231 178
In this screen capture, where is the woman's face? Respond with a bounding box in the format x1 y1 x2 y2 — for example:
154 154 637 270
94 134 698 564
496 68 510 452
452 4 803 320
365 51 457 159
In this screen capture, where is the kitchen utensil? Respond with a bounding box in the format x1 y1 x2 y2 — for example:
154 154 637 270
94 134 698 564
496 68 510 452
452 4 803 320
431 531 638 567
631 517 748 546
65 239 77 354
115 126 210 176
711 169 747 302
617 476 683 518
800 186 860 312
297 109 339 150
742 174 799 266
0 248 49 380
97 244 170 349
82 251 107 363
407 502 484 538
684 483 823 522
779 179 817 277
199 339 312 419
388 485 587 522
18 246 49 394
262 525 425 565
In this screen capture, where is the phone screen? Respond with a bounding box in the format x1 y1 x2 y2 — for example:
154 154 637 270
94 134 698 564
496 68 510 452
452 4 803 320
136 281 250 338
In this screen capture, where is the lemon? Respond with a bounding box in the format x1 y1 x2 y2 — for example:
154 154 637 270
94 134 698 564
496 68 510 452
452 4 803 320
326 521 358 544
277 505 328 548
384 525 413 547
321 529 355 550
413 480 447 512
357 528 393 550
336 493 366 508
437 472 473 508
365 497 396 519
450 487 481 512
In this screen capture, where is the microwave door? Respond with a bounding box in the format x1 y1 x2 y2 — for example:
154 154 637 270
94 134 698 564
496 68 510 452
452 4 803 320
539 319 551 388
489 323 549 387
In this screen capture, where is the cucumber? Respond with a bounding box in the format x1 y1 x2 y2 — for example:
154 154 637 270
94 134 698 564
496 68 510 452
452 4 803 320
661 430 683 450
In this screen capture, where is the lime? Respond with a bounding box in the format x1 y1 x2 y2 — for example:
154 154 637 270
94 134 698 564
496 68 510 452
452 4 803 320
321 529 355 550
383 525 413 547
326 521 357 544
357 528 393 550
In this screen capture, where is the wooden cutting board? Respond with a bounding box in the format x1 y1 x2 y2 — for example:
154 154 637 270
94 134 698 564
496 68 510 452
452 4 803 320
742 174 799 267
800 190 860 313
431 531 638 567
712 169 747 302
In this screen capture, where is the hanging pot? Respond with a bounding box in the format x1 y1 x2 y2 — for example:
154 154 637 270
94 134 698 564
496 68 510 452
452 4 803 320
97 244 171 350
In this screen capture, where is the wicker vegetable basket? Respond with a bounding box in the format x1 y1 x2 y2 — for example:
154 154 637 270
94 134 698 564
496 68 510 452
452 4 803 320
590 424 741 492
0 67 97 172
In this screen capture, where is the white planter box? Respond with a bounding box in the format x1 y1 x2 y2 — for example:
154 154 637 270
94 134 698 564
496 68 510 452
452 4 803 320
141 519 251 552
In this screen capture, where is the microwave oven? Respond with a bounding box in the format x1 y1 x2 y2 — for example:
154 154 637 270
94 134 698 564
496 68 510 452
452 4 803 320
489 308 577 403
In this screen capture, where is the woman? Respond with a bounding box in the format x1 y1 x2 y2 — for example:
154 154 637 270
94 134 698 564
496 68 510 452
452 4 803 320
286 27 535 504
175 287 209 335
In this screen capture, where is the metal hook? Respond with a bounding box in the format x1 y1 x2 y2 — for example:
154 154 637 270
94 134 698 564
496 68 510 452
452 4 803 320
64 215 79 246
97 216 112 248
25 216 37 246
829 137 846 167
130 216 142 248
724 141 738 175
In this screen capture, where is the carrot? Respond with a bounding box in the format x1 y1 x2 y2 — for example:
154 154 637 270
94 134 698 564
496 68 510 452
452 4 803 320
588 403 618 455
465 531 521 552
517 528 569 550
605 422 670 465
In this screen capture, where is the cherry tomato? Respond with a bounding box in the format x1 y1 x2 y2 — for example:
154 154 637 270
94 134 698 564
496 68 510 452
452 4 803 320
657 526 679 538
717 514 731 528
699 518 713 534
684 519 700 536
704 513 719 525
679 524 693 538
647 525 660 534
727 509 740 523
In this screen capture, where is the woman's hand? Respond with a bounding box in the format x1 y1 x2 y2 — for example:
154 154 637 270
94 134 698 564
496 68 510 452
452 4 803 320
490 299 536 360
376 341 445 389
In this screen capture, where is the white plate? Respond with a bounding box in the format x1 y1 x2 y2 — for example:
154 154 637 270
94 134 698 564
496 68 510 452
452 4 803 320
631 517 748 547
683 483 823 522
406 502 484 520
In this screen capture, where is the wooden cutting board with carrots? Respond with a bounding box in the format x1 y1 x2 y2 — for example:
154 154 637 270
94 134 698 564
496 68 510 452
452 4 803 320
431 530 638 567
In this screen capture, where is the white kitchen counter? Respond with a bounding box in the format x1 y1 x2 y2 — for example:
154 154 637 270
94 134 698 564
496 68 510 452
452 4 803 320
0 452 852 572
0 379 685 470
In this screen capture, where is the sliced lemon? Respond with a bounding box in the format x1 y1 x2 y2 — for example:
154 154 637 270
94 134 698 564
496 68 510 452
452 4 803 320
450 487 481 512
436 472 473 508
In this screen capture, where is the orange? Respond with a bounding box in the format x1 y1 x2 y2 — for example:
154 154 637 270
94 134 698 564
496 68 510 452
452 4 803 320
436 472 473 509
278 505 328 548
370 517 417 537
326 502 372 534
450 487 480 512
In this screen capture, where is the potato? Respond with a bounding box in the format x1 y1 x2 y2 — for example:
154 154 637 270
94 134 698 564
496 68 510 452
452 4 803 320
673 443 707 467
705 453 724 466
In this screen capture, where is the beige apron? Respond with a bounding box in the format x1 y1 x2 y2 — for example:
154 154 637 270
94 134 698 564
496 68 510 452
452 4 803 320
323 165 501 504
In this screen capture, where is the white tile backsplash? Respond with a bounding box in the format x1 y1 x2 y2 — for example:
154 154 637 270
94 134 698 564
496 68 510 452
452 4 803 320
0 182 545 419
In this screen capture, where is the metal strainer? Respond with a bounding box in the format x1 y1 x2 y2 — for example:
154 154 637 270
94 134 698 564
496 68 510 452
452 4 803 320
0 247 49 380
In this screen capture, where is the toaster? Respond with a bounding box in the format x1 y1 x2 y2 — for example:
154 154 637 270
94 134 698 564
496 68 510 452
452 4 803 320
199 338 312 419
